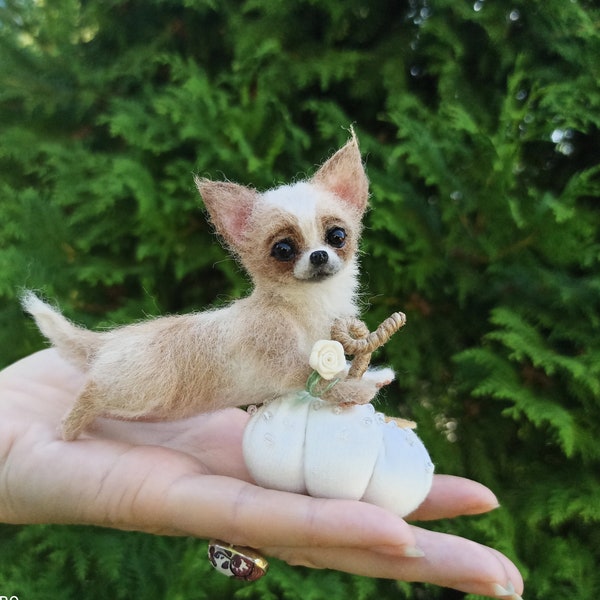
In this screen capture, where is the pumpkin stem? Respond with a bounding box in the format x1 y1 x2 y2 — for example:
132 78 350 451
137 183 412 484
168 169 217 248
330 312 406 379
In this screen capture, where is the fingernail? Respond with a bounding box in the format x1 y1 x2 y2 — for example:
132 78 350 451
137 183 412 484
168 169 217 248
370 545 425 558
403 545 426 558
466 499 501 515
493 582 523 600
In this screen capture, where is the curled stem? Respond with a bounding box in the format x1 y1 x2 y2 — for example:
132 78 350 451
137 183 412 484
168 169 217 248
330 312 406 379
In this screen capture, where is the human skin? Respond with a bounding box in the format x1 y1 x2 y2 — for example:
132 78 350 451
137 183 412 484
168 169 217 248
0 349 523 599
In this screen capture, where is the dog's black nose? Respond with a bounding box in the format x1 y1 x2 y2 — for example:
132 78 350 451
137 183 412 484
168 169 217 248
310 250 329 266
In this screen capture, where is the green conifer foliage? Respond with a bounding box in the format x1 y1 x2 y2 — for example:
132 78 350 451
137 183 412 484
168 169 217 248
1 1 599 598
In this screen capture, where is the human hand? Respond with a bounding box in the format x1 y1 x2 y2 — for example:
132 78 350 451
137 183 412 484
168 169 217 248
0 349 523 599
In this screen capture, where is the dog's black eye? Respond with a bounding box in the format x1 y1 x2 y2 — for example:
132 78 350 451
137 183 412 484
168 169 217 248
271 239 297 262
326 227 346 248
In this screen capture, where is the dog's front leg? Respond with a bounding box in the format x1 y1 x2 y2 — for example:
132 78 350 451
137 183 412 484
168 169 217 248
319 377 379 406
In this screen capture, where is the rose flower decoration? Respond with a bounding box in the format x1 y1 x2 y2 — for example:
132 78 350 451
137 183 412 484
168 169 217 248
309 339 346 380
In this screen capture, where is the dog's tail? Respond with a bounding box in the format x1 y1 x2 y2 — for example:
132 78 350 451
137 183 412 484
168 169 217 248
21 291 101 370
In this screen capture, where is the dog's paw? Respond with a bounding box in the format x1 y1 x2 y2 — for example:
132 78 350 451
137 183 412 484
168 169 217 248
322 378 378 406
362 366 395 389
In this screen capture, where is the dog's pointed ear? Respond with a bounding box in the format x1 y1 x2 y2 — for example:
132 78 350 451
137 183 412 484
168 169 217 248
311 129 369 214
194 177 258 249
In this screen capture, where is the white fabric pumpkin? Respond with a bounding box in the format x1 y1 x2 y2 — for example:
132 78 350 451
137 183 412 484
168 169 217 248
243 391 434 518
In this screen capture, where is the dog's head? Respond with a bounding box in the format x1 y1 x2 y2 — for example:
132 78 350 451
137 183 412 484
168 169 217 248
195 131 369 286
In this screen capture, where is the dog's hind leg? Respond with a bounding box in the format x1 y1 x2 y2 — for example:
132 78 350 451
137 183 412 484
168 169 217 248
61 382 102 441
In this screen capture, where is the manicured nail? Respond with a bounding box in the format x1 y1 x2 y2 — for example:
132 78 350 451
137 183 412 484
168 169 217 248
402 545 426 558
370 545 426 558
492 582 523 600
466 499 501 515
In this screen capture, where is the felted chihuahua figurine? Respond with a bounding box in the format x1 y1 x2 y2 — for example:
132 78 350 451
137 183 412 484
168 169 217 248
23 131 393 441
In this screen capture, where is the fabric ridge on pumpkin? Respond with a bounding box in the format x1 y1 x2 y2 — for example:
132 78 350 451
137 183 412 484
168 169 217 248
243 393 434 517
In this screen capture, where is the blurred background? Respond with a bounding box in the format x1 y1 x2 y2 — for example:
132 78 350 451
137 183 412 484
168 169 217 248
1 0 599 598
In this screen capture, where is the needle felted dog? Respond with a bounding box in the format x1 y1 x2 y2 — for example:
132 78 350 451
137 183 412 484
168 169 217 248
23 132 393 441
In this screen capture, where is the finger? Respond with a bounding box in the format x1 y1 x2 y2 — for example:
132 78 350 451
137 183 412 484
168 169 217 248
165 476 421 557
485 546 524 598
93 418 501 519
266 528 523 599
409 475 500 521
406 527 522 597
90 426 502 526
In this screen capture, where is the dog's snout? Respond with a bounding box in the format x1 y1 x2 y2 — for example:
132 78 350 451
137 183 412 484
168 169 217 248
310 250 329 266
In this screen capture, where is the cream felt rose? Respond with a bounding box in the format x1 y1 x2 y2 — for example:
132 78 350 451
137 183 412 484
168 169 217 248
309 339 346 380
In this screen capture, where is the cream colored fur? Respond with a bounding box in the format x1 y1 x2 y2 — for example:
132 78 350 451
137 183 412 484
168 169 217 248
22 132 394 441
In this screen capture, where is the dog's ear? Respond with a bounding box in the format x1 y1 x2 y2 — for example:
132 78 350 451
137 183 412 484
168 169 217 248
311 129 369 214
194 177 258 249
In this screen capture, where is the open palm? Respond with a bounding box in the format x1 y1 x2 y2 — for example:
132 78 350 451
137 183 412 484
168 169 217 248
0 349 523 599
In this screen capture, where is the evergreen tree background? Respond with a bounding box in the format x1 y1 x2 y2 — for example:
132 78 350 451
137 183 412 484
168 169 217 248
1 0 599 598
